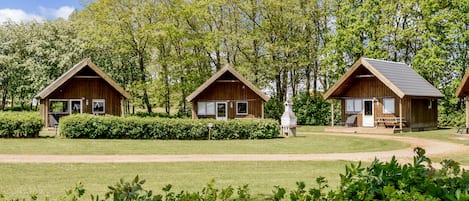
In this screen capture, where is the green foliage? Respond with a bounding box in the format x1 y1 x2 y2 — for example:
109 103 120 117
264 96 284 121
439 108 465 127
0 112 43 138
59 114 279 140
292 92 333 125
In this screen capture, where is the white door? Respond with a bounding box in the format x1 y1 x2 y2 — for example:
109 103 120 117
216 102 228 120
362 99 374 127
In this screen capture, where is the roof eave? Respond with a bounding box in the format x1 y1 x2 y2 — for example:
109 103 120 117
34 58 131 100
456 68 469 97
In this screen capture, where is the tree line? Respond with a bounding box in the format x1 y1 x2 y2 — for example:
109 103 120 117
0 0 467 122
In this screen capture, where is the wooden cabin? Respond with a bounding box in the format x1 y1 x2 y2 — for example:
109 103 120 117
186 65 269 120
324 57 444 131
455 68 469 132
35 58 131 127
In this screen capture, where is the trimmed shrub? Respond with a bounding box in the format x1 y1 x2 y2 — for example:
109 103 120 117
0 112 44 137
59 114 279 140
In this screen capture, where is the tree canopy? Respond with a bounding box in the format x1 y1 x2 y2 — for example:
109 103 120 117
0 0 467 122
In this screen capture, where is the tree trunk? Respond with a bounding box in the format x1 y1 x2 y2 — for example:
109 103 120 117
138 53 152 114
162 64 171 115
313 61 318 95
305 64 311 93
180 76 186 113
0 89 6 110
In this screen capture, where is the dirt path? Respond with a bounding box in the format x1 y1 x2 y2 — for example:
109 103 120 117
1 133 468 164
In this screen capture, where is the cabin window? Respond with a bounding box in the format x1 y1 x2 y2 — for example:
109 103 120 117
197 102 215 115
236 101 248 115
92 99 105 114
345 99 362 113
383 98 395 114
49 100 69 114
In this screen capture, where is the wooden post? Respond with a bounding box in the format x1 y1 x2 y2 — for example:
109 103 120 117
399 98 403 133
466 96 469 129
192 102 197 119
261 102 265 119
331 100 335 127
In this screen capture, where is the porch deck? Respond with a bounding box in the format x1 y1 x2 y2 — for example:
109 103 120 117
324 126 405 134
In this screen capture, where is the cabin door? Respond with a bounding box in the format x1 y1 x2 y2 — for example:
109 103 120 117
216 102 228 120
362 99 374 127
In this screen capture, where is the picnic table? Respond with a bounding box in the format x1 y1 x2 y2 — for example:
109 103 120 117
375 117 406 129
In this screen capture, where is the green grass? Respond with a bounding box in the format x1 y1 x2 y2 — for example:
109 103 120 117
0 133 408 155
0 161 354 200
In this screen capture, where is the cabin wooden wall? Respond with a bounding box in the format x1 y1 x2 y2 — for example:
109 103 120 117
339 77 411 127
40 77 123 127
410 98 438 130
191 81 264 119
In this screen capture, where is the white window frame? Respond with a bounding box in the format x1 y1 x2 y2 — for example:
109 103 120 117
236 101 248 115
92 99 105 114
383 98 395 114
69 99 83 114
197 101 215 116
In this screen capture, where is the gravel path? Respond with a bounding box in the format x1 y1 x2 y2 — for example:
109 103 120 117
0 133 467 164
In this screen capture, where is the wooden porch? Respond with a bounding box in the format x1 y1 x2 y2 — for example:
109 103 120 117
324 126 406 134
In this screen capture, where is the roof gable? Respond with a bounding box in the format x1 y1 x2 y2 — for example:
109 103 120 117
456 68 469 97
35 58 131 99
186 65 269 102
324 57 444 99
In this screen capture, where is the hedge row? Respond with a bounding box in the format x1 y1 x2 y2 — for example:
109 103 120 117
59 114 280 139
0 112 44 138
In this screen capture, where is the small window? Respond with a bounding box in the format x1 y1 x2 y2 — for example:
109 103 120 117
198 102 207 115
206 102 215 115
197 102 215 115
354 99 362 112
345 99 354 112
383 98 395 114
92 99 105 114
345 99 362 114
236 101 248 115
49 100 69 114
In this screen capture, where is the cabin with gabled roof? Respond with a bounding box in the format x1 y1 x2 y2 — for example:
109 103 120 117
186 65 269 120
35 58 131 127
324 57 444 132
455 68 469 132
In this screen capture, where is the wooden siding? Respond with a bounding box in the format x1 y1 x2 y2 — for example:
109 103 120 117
340 77 409 127
410 98 438 130
40 77 123 127
48 78 123 115
191 81 264 119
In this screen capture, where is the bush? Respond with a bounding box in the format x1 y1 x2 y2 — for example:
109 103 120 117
292 92 338 125
268 147 469 200
59 114 279 140
264 96 284 121
0 112 43 138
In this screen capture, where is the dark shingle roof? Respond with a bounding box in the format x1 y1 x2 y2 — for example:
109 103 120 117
364 58 444 98
324 57 444 99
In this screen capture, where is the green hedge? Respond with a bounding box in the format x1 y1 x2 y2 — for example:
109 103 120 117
0 112 44 138
59 114 279 139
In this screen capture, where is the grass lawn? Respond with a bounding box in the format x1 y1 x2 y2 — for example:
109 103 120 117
0 161 354 200
0 132 408 155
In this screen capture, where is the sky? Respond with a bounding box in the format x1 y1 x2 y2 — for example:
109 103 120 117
0 0 87 23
